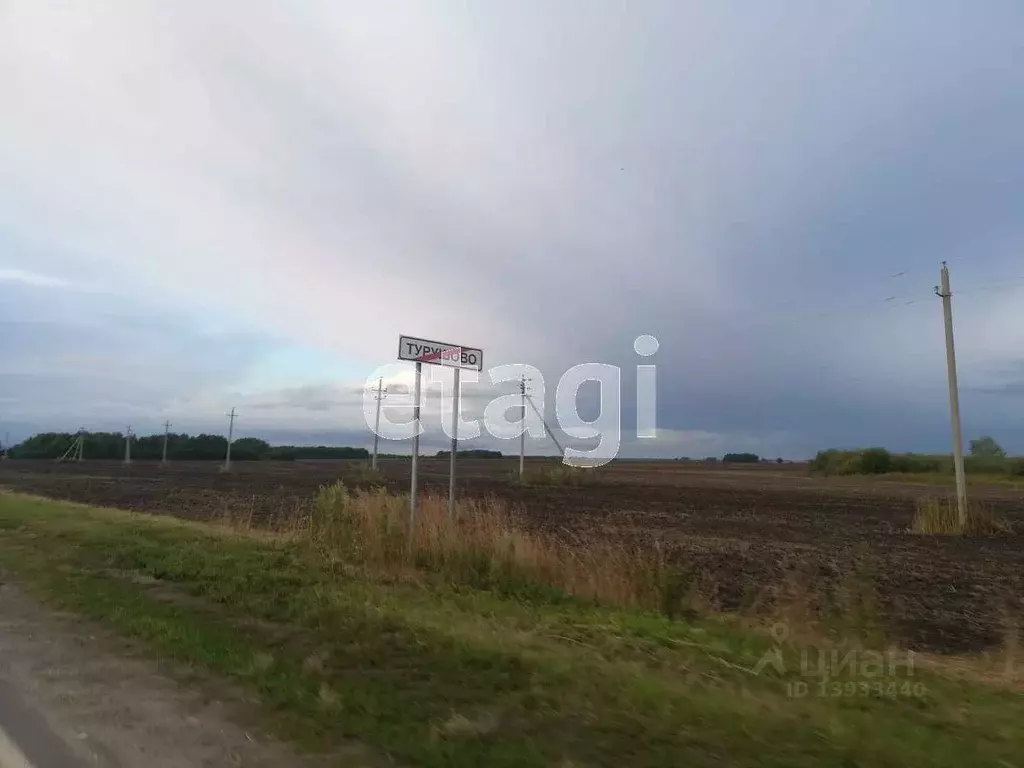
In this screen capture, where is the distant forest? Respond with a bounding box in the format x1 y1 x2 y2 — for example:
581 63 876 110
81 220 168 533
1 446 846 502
5 432 370 462
434 449 503 459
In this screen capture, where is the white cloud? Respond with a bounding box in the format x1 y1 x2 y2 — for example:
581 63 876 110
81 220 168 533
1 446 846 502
0 268 68 289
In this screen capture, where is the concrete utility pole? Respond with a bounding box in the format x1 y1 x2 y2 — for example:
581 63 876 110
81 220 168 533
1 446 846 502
519 375 527 478
224 408 236 472
936 262 967 526
161 420 171 465
123 426 132 465
371 378 386 470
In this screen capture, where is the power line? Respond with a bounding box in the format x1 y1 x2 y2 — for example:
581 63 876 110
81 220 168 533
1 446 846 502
515 377 566 463
717 269 1024 337
524 391 565 455
956 275 1024 296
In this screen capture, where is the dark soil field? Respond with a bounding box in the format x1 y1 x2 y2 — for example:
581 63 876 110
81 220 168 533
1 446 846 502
1 457 1021 654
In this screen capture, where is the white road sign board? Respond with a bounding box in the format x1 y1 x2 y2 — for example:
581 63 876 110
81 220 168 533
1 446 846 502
398 335 483 371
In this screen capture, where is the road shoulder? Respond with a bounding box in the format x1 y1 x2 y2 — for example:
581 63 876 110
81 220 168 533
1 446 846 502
0 580 334 768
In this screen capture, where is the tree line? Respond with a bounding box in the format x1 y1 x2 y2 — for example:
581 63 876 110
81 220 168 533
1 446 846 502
6 432 369 462
810 436 1023 477
434 449 503 459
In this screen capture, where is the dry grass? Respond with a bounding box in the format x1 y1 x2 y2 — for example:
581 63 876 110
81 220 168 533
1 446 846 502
216 494 259 533
911 496 1012 534
917 609 1023 692
305 482 669 610
218 482 1016 655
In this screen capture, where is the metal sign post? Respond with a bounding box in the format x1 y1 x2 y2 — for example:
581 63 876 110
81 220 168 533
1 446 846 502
448 367 460 519
409 361 422 541
398 335 483 536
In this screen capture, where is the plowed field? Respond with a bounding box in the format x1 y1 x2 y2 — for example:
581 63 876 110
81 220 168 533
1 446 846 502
2 458 1021 653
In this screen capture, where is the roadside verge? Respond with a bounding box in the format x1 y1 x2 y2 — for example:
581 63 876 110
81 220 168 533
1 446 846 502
0 491 1020 767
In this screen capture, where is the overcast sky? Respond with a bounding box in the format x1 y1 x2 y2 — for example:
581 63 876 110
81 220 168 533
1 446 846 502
2 1 1023 459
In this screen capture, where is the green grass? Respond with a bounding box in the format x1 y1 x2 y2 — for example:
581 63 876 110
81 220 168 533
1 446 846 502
0 492 1021 767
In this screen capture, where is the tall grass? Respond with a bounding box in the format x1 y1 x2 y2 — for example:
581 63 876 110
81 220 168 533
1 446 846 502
306 482 667 609
302 484 924 641
911 497 1011 534
294 483 1018 651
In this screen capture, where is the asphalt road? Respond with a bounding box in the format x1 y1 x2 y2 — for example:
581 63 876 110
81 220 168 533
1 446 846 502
0 582 338 768
0 678 85 767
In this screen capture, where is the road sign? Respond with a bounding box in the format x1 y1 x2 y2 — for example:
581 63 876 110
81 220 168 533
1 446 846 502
398 335 483 371
397 334 484 534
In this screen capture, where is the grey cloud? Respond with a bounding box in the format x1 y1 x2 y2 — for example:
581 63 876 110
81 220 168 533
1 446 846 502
0 286 281 424
969 383 1024 396
2 2 1024 455
248 384 368 412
